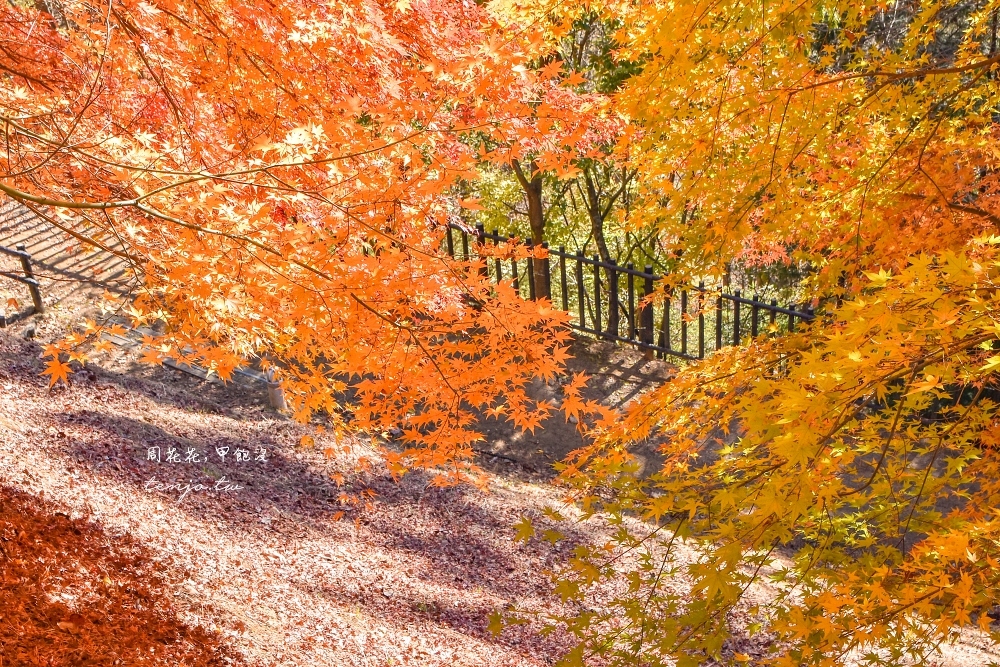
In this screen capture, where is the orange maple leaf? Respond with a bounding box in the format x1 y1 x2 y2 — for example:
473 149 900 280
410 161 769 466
44 358 72 388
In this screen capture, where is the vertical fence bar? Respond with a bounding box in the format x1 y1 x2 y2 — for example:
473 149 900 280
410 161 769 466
658 298 670 358
540 242 551 300
698 282 705 359
446 226 455 257
16 246 43 314
576 251 586 328
627 264 636 340
607 260 619 339
475 224 488 279
751 295 760 338
715 294 723 352
770 299 778 336
461 230 469 260
540 242 552 300
593 257 602 334
680 290 688 356
510 237 520 293
492 229 502 282
733 290 742 346
526 240 537 301
559 248 569 312
640 267 654 347
788 305 796 333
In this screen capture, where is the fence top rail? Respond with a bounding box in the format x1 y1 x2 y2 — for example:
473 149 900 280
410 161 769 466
0 244 29 260
446 222 815 321
718 293 813 319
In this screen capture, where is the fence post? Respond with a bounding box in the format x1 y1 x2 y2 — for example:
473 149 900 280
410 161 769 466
510 243 520 294
660 296 671 357
593 256 602 334
492 228 502 282
606 259 619 339
576 250 586 328
539 242 552 300
640 266 654 347
16 245 43 315
626 264 635 340
715 294 723 352
680 290 688 356
264 367 287 411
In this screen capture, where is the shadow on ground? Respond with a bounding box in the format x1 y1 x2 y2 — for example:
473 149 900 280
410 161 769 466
468 336 676 479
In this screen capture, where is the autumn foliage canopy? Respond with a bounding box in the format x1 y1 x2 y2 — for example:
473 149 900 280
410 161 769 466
4 0 1000 664
0 0 616 479
524 1 1000 665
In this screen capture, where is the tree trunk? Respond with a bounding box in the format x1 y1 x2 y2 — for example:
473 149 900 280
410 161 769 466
512 159 551 299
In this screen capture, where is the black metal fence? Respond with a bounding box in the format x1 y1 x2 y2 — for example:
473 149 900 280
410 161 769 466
446 223 814 361
0 243 43 327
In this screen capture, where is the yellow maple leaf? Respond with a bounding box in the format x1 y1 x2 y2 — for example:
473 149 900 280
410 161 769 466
513 516 534 542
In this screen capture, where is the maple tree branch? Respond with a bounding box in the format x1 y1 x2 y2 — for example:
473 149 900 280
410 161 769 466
0 112 428 181
794 52 1000 93
510 158 531 190
838 365 918 498
0 179 351 284
13 0 116 182
896 383 986 547
903 191 1000 229
349 294 458 398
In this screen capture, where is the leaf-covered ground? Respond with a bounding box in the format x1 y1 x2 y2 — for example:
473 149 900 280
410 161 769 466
0 330 598 666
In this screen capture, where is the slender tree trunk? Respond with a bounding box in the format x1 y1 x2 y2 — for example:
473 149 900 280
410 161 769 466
582 169 618 336
582 171 612 265
512 159 551 299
